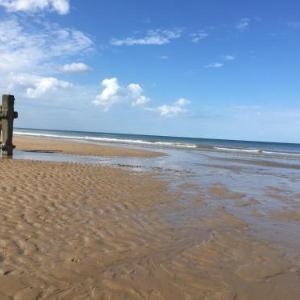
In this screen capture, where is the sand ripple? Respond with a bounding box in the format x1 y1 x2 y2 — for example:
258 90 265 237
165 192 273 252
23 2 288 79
0 160 299 299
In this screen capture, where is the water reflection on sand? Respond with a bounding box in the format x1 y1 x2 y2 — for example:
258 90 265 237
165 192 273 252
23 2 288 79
15 144 300 265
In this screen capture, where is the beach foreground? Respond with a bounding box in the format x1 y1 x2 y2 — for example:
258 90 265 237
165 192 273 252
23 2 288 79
0 139 300 299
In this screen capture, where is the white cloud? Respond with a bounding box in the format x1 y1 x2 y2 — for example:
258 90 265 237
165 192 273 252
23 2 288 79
111 29 182 46
205 62 224 69
50 29 93 56
158 98 190 117
93 78 151 111
0 19 42 73
0 0 70 14
7 73 72 98
93 77 191 118
190 31 208 43
224 55 235 61
176 98 190 106
62 62 91 73
26 77 72 98
127 83 150 107
93 78 121 112
236 18 251 30
0 18 93 99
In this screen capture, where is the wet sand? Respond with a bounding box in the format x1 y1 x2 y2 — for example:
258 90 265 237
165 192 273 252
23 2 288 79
0 138 300 299
14 136 162 157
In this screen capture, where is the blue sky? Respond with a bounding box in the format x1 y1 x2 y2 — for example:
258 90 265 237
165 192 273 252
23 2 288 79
0 0 300 142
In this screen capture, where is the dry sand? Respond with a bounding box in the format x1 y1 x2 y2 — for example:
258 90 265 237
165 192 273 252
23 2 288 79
14 136 162 158
0 138 300 299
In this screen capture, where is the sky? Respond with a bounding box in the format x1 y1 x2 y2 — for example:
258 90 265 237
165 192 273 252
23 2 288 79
0 0 300 142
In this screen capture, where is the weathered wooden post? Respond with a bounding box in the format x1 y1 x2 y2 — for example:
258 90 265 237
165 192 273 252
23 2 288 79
0 95 18 157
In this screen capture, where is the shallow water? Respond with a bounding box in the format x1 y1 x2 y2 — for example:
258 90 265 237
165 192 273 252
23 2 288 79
13 143 300 260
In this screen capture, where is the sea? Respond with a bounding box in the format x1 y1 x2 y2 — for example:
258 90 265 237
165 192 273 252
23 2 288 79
14 127 300 157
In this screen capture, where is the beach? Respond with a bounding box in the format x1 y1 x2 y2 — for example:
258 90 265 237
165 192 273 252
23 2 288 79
0 0 298 298
1 135 300 299
14 136 162 158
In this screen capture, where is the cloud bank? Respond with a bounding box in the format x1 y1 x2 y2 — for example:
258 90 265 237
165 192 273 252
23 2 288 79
0 18 92 99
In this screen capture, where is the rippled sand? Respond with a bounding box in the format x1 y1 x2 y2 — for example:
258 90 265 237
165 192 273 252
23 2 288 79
0 159 299 299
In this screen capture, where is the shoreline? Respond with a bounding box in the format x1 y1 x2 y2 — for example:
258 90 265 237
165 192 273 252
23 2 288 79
14 135 164 158
14 128 300 159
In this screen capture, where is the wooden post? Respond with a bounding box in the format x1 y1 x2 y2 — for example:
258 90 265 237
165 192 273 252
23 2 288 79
0 95 18 157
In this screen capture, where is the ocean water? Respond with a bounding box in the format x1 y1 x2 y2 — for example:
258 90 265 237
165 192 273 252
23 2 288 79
14 127 300 157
